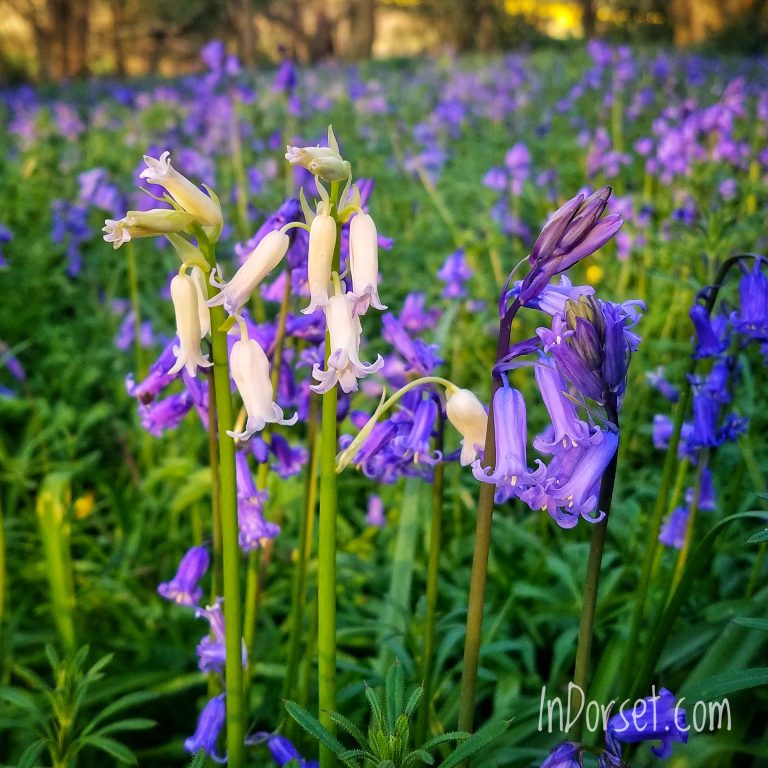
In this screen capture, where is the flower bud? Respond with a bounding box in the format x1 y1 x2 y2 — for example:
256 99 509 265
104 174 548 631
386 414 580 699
302 214 337 314
140 151 222 231
446 388 488 466
350 213 386 314
285 145 350 182
208 230 290 316
168 274 212 376
102 209 194 249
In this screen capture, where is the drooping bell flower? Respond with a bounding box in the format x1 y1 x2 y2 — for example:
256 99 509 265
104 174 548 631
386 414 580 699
140 151 223 231
265 733 318 768
543 430 618 527
190 266 211 337
659 506 688 548
349 212 386 313
285 143 350 182
381 313 442 375
139 391 193 436
606 687 687 759
168 273 212 376
445 387 488 466
392 395 441 465
690 304 729 359
184 694 226 763
689 388 720 449
686 467 716 510
236 452 280 550
472 386 545 492
228 330 297 440
195 598 248 672
157 545 209 606
731 258 768 340
533 362 592 452
302 213 337 314
102 208 194 249
311 292 384 394
540 741 582 768
208 229 290 316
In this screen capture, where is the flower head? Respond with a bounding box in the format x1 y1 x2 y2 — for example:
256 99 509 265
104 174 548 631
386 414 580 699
302 213 337 314
285 144 350 182
184 694 226 763
157 545 209 606
140 151 222 231
731 258 768 340
349 213 386 313
446 387 488 466
102 209 194 249
540 742 582 768
168 273 212 376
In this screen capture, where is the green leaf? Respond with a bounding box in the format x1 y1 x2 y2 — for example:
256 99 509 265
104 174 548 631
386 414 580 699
18 738 47 768
0 687 45 722
81 734 138 764
733 617 768 632
404 686 424 719
338 747 375 765
420 731 468 752
385 664 404 731
330 711 367 748
284 700 347 755
82 690 157 736
187 749 208 768
93 717 155 737
682 667 768 702
364 684 385 732
747 528 768 544
439 720 509 768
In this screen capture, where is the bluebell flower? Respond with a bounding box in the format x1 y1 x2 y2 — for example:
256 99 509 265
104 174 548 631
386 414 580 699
366 495 386 527
139 392 193 436
269 433 309 478
399 292 440 333
157 545 209 606
472 386 545 493
382 313 442 375
392 396 441 465
195 599 227 673
533 362 592 453
659 506 688 548
266 734 318 767
689 389 720 449
731 258 768 340
685 468 716 510
540 741 582 768
689 304 728 359
646 366 679 402
606 687 687 759
437 249 473 300
184 694 226 762
236 453 279 551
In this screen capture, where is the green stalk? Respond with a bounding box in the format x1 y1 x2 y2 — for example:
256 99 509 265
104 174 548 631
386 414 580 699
203 241 245 768
378 478 422 674
416 410 445 745
318 181 342 767
36 474 76 656
669 457 707 594
208 371 223 603
0 492 5 639
284 394 320 706
568 402 619 739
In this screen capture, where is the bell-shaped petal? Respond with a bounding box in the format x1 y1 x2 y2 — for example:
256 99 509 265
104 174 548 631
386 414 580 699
140 151 222 230
311 293 383 394
302 214 337 314
533 362 592 452
285 144 349 181
228 336 297 440
168 274 212 376
184 694 227 763
102 208 194 249
446 387 488 466
208 230 290 316
350 213 386 313
157 545 209 606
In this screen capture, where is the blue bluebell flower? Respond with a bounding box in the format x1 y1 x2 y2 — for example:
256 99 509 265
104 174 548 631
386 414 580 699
659 506 688 548
540 741 582 768
533 362 592 453
266 733 318 767
157 545 209 607
689 305 728 359
437 249 473 300
184 694 226 762
731 258 768 340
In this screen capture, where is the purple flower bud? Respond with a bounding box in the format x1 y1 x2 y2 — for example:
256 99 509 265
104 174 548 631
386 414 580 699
184 694 226 763
606 687 687 758
157 545 209 607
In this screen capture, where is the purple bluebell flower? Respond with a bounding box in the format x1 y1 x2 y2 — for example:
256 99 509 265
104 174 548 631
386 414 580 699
690 305 728 359
646 366 679 402
659 506 688 548
184 694 226 762
533 362 592 453
139 392 193 436
518 275 595 317
195 599 227 673
690 389 720 449
236 452 279 551
437 249 473 300
266 734 318 768
731 259 768 340
504 142 531 196
606 687 687 759
472 386 545 493
269 433 308 478
157 545 209 606
0 224 13 267
400 292 440 333
685 468 716 510
382 313 442 376
0 342 25 382
366 495 386 527
540 741 582 768
391 396 441 465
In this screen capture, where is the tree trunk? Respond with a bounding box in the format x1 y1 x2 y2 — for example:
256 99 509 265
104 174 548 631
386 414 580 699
582 0 596 38
348 0 375 59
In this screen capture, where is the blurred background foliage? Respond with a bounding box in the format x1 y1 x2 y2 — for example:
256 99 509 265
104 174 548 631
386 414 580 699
0 0 767 84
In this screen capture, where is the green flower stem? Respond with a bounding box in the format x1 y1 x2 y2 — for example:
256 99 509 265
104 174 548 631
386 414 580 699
568 402 619 740
202 235 245 768
284 393 321 709
622 253 759 694
416 409 446 745
743 431 768 598
208 370 223 603
318 180 342 768
243 270 294 665
458 303 519 736
0 493 5 638
669 456 707 595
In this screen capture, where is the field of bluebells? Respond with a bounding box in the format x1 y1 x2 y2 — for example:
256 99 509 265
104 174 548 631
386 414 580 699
0 39 767 768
